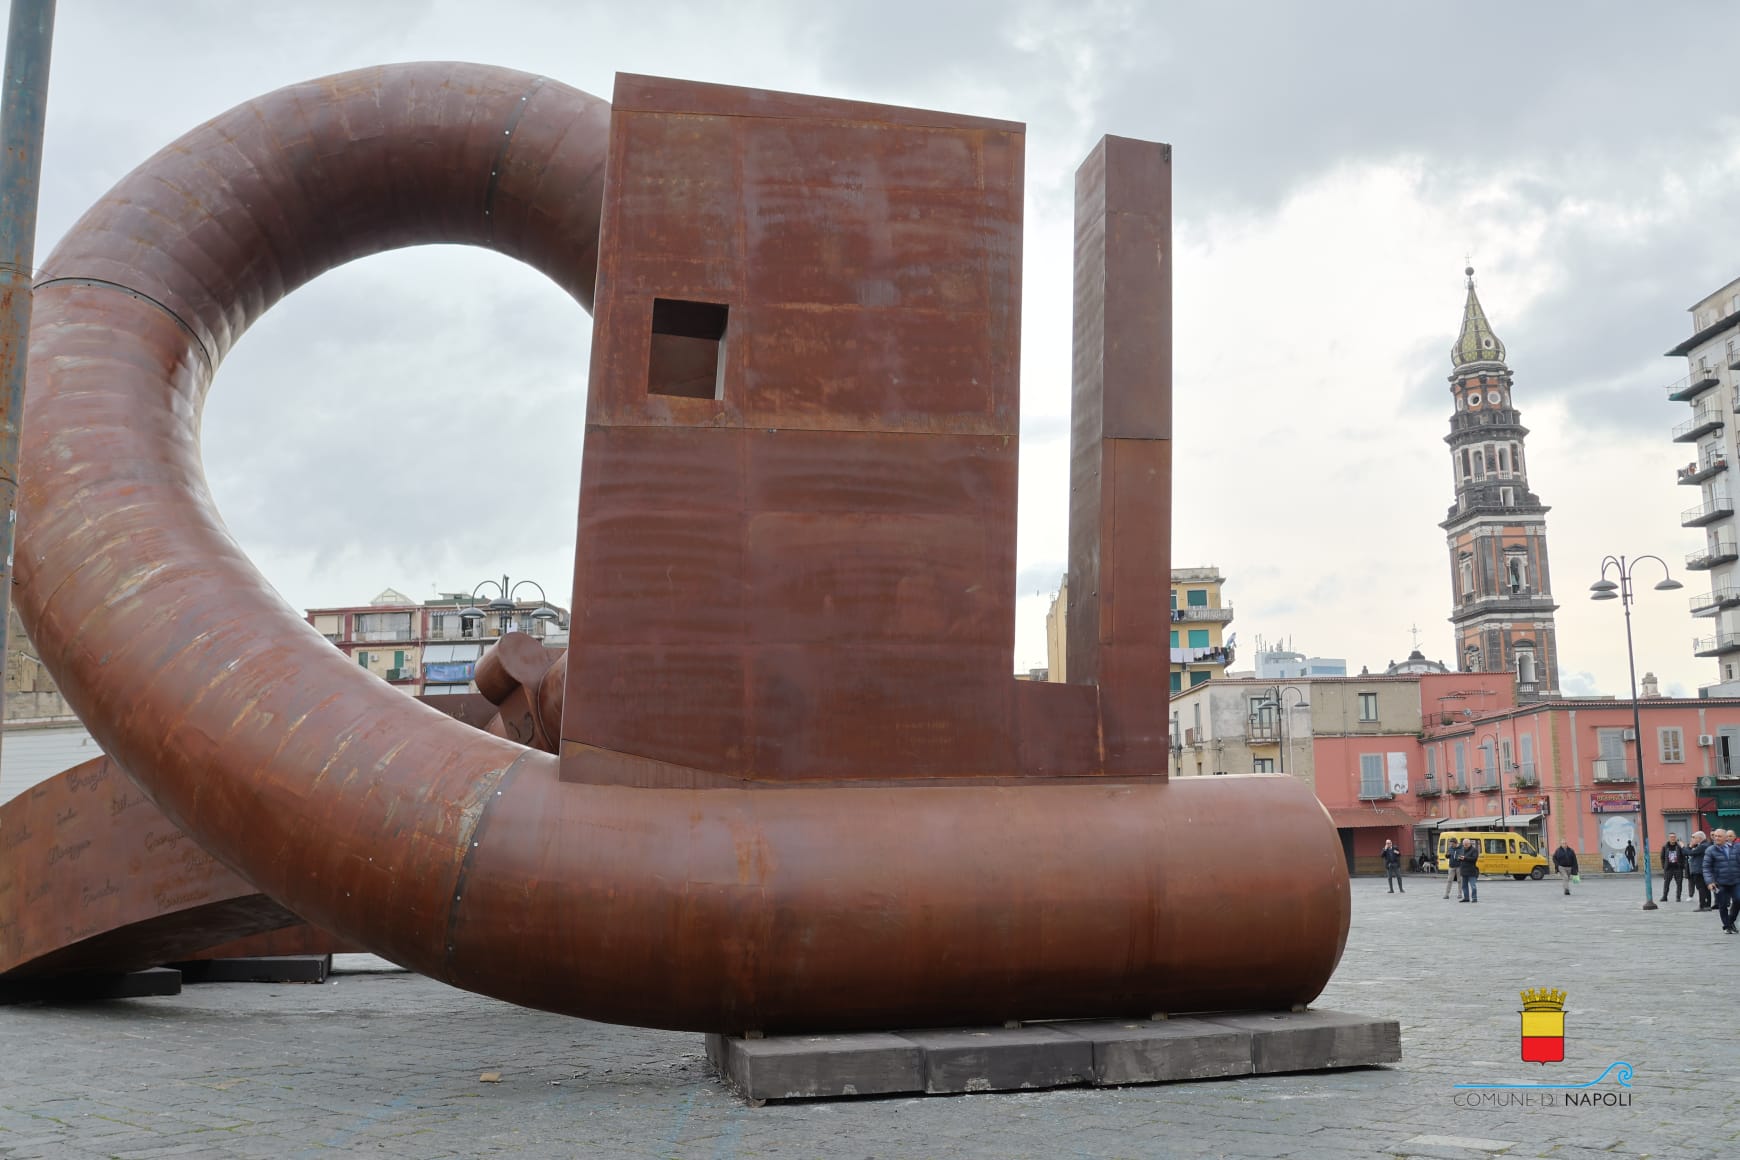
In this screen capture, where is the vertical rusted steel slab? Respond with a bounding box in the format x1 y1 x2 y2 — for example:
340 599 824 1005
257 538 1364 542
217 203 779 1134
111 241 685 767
0 0 53 765
1067 136 1172 776
562 76 1025 785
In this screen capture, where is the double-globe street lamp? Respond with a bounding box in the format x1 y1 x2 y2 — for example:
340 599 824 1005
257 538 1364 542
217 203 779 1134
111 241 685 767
1256 684 1310 775
1590 554 1684 912
458 574 562 637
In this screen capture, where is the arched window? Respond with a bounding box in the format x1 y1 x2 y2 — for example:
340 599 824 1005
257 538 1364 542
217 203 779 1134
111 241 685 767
1459 557 1475 597
1517 648 1537 686
1472 450 1485 479
1507 556 1528 594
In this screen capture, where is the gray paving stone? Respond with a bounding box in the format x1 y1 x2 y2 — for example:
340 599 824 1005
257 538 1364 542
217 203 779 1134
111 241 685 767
1202 1007 1402 1073
899 1024 1094 1093
0 875 1729 1157
1055 1016 1254 1084
704 1031 923 1099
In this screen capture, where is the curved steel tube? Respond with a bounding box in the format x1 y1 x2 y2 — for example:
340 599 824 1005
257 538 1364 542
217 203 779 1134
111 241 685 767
17 63 1348 1031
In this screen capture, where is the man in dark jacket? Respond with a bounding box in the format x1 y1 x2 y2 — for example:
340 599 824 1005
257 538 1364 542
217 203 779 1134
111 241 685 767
1458 838 1481 903
1444 839 1462 899
1552 841 1578 896
1689 832 1712 910
1703 829 1740 934
1382 840 1404 893
1661 834 1688 902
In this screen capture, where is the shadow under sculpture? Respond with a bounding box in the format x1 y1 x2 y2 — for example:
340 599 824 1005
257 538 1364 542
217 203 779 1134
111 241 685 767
3 63 1349 1033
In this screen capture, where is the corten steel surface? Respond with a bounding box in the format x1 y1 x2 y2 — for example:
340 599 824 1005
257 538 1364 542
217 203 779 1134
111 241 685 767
8 63 1351 1031
0 757 303 978
1068 137 1174 776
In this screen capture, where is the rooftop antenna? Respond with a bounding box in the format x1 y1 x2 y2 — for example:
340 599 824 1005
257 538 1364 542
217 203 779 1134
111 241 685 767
1409 622 1422 651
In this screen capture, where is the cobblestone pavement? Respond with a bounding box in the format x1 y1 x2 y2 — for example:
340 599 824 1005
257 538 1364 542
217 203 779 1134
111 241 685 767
2 873 1736 1159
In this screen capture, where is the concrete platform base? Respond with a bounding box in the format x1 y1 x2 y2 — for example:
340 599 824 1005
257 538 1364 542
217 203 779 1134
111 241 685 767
706 1009 1400 1102
170 954 331 984
0 967 182 1004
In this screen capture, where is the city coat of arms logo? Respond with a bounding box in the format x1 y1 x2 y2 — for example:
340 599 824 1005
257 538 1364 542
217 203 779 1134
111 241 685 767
1519 987 1566 1063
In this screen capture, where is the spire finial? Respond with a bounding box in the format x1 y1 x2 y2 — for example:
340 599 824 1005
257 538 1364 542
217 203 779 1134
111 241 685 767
1451 264 1505 368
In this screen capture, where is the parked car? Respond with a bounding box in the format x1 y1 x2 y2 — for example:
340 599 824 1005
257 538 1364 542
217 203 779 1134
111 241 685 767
1435 831 1549 880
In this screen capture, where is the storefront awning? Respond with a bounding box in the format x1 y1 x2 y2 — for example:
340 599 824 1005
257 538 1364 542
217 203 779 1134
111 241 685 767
1435 814 1540 829
1327 807 1415 828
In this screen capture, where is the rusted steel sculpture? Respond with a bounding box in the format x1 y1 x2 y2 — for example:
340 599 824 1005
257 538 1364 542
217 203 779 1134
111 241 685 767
1 63 1350 1032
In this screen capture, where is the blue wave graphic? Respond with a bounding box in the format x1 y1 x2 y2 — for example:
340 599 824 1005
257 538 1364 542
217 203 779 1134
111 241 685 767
1453 1061 1633 1090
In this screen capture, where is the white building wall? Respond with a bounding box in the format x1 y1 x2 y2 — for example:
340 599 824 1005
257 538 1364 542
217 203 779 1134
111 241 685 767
0 724 102 805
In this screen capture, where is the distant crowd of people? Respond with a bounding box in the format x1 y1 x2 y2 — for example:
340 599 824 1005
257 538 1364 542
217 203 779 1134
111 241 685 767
1664 830 1740 934
1379 830 1740 934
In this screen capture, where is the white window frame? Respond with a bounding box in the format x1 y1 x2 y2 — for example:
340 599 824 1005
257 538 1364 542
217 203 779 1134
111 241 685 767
1358 692 1379 722
1660 727 1685 764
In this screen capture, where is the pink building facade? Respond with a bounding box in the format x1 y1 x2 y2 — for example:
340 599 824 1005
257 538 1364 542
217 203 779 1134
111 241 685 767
1313 673 1740 873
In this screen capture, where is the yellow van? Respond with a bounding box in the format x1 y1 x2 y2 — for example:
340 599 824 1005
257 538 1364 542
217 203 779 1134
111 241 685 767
1436 831 1550 880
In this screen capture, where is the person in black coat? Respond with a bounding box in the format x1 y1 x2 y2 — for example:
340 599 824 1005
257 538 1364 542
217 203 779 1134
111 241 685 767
1382 840 1404 893
1661 834 1688 901
1689 832 1712 910
1552 841 1578 896
1457 838 1481 902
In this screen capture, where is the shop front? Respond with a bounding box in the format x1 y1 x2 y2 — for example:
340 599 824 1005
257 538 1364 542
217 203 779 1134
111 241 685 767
1590 790 1641 873
1326 806 1417 875
1697 778 1740 838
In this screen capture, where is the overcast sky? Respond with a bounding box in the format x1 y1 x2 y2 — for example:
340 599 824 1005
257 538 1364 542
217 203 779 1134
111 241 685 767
28 1 1740 697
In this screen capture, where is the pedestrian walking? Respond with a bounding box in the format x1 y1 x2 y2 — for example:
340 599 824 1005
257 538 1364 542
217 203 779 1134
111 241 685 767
1382 840 1405 893
1703 828 1740 935
1552 840 1578 895
1444 838 1461 899
1661 834 1687 902
1458 838 1480 903
1690 831 1712 911
1623 839 1637 872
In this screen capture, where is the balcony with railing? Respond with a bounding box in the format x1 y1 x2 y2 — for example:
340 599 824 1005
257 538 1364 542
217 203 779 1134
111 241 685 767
1512 764 1539 788
1682 495 1735 528
1357 782 1394 801
1591 758 1635 783
1667 366 1723 402
1244 720 1281 743
1693 632 1740 658
1171 605 1235 623
1416 776 1442 798
1673 408 1724 443
1689 587 1740 617
1729 347 1740 371
354 628 413 643
1679 453 1729 485
1687 538 1739 570
1446 776 1470 794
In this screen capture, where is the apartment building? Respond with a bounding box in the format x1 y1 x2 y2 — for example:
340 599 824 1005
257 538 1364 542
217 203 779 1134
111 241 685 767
306 586 570 697
1045 568 1235 690
1664 276 1740 695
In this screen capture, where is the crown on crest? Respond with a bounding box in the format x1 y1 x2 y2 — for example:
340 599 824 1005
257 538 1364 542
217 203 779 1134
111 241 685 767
1520 988 1566 1011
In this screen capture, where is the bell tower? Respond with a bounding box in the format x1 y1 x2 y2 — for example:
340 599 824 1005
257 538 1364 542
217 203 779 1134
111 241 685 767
1441 266 1560 697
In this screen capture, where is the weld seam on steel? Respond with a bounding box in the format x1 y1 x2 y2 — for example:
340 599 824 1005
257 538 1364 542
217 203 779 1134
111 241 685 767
483 75 547 229
33 275 213 375
441 749 534 978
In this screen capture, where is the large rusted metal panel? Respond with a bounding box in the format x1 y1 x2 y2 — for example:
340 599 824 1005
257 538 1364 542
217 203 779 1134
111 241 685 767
0 758 301 978
562 75 1022 783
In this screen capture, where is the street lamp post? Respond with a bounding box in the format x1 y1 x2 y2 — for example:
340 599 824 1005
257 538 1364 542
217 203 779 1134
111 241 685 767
1257 684 1309 775
1590 554 1684 912
457 574 561 637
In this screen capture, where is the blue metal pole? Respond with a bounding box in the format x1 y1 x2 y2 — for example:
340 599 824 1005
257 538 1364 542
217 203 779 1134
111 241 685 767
0 0 57 761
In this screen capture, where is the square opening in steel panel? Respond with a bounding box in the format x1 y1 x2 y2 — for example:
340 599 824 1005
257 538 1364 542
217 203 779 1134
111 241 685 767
648 298 729 400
